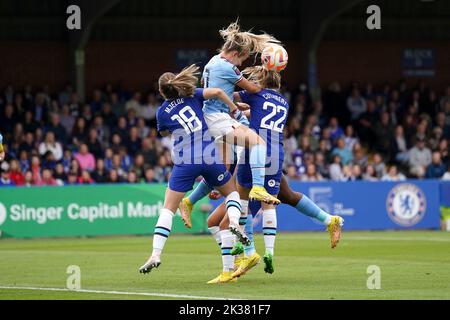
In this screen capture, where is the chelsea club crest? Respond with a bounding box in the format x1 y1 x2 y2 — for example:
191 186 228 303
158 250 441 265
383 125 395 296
386 183 426 227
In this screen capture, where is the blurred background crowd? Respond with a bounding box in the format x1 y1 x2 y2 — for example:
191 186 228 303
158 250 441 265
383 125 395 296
0 79 449 187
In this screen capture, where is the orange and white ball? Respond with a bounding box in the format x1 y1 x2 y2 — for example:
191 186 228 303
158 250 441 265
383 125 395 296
261 44 288 72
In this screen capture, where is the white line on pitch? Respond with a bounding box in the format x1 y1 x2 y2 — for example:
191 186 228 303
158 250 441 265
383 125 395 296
0 285 243 300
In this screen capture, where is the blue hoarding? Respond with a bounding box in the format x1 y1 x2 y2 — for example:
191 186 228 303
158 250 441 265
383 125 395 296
212 181 442 232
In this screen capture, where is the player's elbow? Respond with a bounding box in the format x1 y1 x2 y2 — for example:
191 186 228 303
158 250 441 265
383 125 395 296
210 88 224 98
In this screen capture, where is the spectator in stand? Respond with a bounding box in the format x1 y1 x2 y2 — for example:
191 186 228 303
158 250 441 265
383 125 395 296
91 115 110 147
41 151 57 170
154 156 171 183
352 143 368 168
390 125 409 164
39 168 57 186
140 93 158 127
343 125 358 152
74 144 96 172
408 136 432 178
86 128 103 159
110 133 122 154
382 165 406 181
125 92 142 114
92 159 109 183
71 117 88 146
127 170 138 184
67 172 79 185
314 151 329 179
78 170 94 184
109 92 125 117
59 104 75 136
373 111 394 158
130 153 146 180
100 102 117 129
372 153 387 179
350 164 363 181
143 167 158 183
362 164 378 181
9 159 25 186
90 89 104 114
136 118 150 140
127 127 142 157
30 155 42 184
53 163 66 185
108 169 123 183
0 162 15 186
347 88 367 121
328 117 344 142
69 158 81 177
24 170 33 187
39 131 63 161
357 99 378 146
329 154 345 181
286 164 300 181
425 151 446 179
18 150 30 173
301 163 323 182
331 137 353 165
47 113 67 144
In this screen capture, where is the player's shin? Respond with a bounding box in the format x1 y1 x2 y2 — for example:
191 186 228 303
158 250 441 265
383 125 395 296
220 229 236 272
295 195 332 225
244 214 256 256
152 208 174 258
225 191 242 227
208 226 222 250
263 209 277 255
262 208 277 274
249 144 267 187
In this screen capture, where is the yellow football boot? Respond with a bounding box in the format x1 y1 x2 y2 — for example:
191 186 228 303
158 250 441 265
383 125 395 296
179 197 193 228
206 271 237 284
248 186 281 205
231 253 261 278
327 216 344 249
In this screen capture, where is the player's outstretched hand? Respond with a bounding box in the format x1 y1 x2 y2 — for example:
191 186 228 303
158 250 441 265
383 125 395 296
235 102 250 111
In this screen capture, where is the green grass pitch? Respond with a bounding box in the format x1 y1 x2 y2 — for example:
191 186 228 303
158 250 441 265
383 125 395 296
1 231 449 300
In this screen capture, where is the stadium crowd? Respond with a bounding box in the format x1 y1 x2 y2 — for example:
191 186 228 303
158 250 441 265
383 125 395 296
0 79 449 187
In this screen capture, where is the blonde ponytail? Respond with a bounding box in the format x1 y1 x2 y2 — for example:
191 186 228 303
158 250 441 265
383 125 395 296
220 20 281 56
159 64 200 99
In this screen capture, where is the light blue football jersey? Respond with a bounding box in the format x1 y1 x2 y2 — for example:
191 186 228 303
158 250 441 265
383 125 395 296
202 54 243 114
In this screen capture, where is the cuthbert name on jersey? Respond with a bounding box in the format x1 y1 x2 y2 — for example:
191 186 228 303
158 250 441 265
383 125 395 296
6 201 165 225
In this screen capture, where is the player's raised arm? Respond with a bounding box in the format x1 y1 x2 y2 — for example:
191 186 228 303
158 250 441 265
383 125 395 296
236 77 261 93
202 88 238 113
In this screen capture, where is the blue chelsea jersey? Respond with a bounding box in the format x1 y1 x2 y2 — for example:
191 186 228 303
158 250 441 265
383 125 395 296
156 89 216 164
202 55 243 114
239 89 289 159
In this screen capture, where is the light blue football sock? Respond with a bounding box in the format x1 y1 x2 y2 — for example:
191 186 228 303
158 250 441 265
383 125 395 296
249 144 267 187
295 195 332 225
244 215 256 256
188 179 212 205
